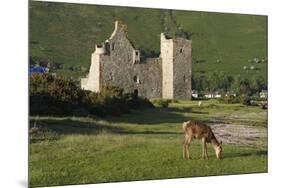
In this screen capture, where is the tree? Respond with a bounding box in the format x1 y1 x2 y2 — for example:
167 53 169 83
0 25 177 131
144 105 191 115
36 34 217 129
231 75 252 96
250 76 267 94
192 74 209 92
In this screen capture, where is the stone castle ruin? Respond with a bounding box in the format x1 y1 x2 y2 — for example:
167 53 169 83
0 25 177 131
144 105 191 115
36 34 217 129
81 21 192 99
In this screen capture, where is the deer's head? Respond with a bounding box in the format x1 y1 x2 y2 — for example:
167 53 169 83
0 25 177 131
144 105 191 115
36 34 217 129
215 141 223 159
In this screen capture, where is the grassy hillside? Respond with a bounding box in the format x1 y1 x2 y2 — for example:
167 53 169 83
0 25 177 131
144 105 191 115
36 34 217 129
29 1 267 79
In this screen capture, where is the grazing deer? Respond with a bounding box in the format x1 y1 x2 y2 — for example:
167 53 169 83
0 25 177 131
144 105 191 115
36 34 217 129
182 120 222 160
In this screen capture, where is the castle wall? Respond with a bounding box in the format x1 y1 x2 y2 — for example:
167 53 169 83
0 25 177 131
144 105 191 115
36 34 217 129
135 58 162 98
99 21 162 98
100 56 162 98
99 22 137 93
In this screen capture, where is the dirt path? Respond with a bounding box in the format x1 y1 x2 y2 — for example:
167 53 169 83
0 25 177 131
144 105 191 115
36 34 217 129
211 123 267 147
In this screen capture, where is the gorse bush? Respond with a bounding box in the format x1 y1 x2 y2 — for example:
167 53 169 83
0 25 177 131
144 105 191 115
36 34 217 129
30 73 84 115
30 73 153 116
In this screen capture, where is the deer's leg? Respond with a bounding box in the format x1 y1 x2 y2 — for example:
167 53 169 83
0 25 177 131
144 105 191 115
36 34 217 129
183 135 192 160
183 139 187 159
204 142 209 159
202 138 206 159
183 134 188 159
186 137 192 159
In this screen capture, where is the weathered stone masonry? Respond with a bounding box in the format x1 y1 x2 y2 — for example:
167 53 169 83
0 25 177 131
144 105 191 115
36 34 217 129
81 21 192 99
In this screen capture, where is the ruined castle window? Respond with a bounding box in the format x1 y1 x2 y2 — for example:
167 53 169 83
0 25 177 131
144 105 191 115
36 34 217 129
105 42 110 54
133 75 140 84
112 43 115 51
183 75 186 82
180 48 183 53
133 51 140 64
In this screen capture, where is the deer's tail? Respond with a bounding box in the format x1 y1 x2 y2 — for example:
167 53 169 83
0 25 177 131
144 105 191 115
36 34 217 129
182 120 191 132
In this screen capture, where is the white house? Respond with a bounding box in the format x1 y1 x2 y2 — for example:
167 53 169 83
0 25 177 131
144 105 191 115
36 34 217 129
225 91 237 97
204 92 221 99
259 90 268 99
192 90 198 98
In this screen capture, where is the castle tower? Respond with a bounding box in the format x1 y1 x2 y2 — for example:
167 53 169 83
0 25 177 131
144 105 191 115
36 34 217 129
161 33 192 99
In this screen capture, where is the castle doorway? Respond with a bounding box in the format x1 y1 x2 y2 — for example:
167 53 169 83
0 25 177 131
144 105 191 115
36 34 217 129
134 89 139 96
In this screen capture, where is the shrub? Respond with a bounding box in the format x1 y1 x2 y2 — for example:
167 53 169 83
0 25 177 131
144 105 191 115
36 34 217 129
30 73 153 117
219 94 254 106
151 99 171 108
30 73 83 116
239 95 251 105
219 95 240 104
171 99 179 103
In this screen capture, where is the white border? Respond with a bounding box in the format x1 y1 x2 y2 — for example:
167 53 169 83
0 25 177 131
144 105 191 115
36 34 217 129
1 0 280 188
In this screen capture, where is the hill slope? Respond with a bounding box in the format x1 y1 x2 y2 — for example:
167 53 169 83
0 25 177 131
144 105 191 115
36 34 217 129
29 1 267 79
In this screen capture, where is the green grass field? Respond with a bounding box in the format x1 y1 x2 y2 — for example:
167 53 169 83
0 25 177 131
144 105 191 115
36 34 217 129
29 1 267 79
29 100 267 187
